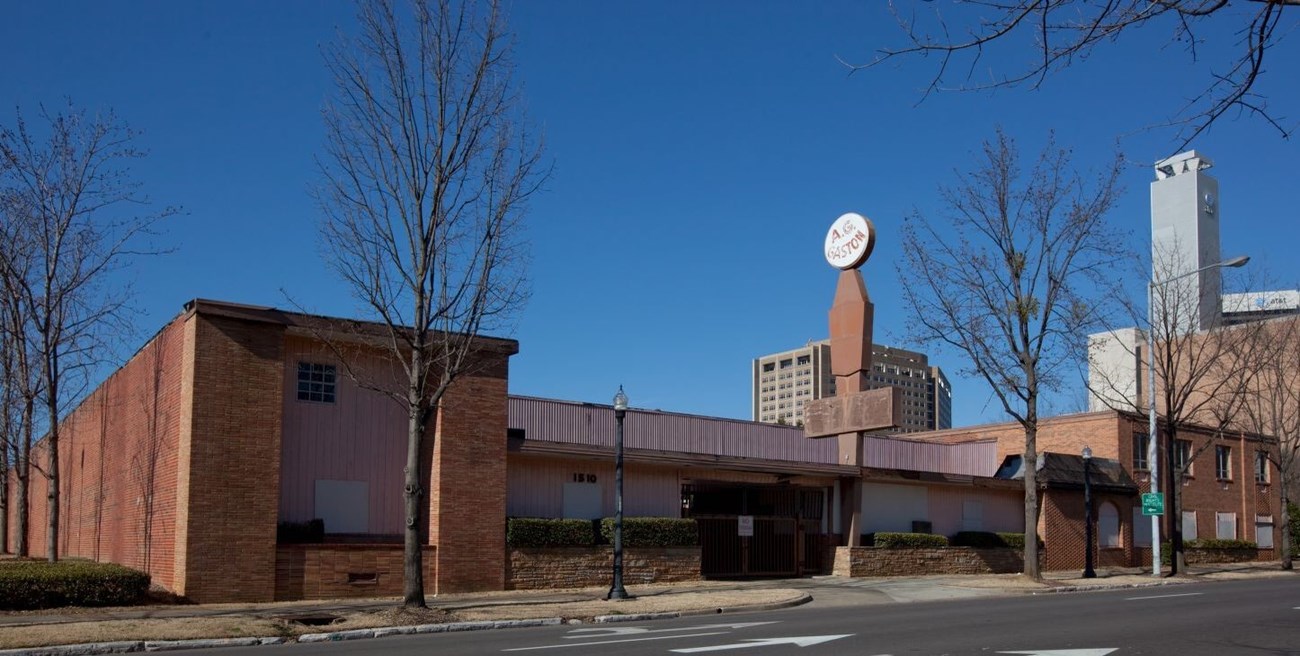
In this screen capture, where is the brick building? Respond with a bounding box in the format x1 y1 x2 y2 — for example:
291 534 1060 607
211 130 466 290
923 411 1283 570
5 299 517 603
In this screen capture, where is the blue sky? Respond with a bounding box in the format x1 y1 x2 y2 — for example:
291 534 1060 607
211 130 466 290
3 1 1298 427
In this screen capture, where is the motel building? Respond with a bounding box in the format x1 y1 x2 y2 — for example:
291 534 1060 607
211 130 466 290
5 300 1283 603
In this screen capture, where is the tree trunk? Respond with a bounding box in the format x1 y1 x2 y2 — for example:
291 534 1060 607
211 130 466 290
1281 488 1292 571
0 439 8 555
15 400 32 557
1165 425 1183 575
402 347 427 608
1022 422 1041 579
45 358 60 563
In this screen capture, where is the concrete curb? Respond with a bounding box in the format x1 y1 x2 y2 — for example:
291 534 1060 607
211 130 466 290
593 592 813 623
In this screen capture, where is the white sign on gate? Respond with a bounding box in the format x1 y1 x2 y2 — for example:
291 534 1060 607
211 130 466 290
737 515 754 537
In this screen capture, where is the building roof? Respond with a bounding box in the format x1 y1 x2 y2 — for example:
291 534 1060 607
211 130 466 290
996 452 1138 494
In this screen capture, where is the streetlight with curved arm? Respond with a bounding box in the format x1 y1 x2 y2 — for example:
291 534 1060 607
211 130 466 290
1146 255 1249 577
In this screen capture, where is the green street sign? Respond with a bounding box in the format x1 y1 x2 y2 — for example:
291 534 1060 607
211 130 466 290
1141 492 1165 516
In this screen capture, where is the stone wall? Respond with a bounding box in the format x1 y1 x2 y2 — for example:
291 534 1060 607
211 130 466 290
1183 546 1269 564
832 546 1025 577
275 544 437 600
507 547 700 590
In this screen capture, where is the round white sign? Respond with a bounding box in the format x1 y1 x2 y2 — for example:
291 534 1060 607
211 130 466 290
824 212 875 270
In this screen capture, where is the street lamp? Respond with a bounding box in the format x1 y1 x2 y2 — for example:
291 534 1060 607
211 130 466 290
1082 445 1096 579
1146 254 1249 577
608 386 631 600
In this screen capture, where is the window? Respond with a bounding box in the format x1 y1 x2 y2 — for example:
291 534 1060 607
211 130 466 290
779 359 793 369
1256 515 1274 549
1215 445 1232 480
1132 507 1152 547
1174 440 1192 474
762 363 775 373
1181 511 1198 540
297 362 337 403
1255 451 1270 484
1099 502 1120 548
1132 433 1150 471
797 355 810 366
1215 512 1237 540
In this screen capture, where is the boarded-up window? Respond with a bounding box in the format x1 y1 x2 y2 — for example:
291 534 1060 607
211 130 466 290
1132 507 1152 547
1256 516 1274 549
315 479 368 533
562 482 602 519
1181 511 1198 541
1099 502 1120 547
1216 512 1237 540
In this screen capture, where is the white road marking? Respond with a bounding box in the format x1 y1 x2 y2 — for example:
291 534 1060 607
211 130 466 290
1125 592 1203 601
999 650 1118 656
502 631 730 651
564 621 778 638
670 634 853 653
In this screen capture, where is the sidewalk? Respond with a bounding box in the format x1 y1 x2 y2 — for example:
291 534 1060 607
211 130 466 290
0 562 1292 654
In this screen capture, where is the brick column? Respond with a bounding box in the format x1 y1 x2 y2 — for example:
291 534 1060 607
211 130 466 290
428 363 510 593
176 314 285 602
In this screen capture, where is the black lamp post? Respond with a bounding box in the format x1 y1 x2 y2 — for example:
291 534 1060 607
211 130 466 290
1082 445 1097 579
607 386 630 600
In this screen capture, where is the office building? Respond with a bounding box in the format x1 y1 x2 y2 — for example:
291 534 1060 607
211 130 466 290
751 340 951 432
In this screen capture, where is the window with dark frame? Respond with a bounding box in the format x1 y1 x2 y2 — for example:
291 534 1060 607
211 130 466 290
1133 433 1150 471
1175 439 1193 474
297 362 337 403
1256 451 1270 484
1215 445 1232 480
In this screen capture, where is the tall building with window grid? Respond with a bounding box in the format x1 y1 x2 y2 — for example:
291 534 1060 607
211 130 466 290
751 340 951 432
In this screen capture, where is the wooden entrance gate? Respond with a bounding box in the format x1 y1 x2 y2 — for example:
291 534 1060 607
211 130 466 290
683 484 828 578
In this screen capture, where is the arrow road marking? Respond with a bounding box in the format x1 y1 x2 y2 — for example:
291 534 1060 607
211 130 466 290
503 632 731 651
1125 592 1202 601
565 622 779 638
999 650 1118 656
670 634 853 653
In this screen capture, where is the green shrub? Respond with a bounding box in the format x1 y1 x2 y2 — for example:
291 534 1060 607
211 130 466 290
874 532 949 548
277 519 325 543
997 532 1028 549
0 560 150 610
600 517 698 547
507 518 595 547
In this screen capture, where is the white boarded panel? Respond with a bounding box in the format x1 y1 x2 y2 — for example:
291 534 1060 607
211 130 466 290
315 479 369 533
563 482 603 519
862 483 928 533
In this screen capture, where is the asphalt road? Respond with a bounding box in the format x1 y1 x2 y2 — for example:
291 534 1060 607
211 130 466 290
199 578 1300 656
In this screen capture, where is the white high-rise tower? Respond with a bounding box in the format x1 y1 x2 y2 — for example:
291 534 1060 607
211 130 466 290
1150 151 1222 331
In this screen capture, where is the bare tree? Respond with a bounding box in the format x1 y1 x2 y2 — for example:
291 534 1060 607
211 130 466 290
899 129 1124 578
1236 315 1300 569
0 103 172 562
318 0 543 607
851 1 1298 148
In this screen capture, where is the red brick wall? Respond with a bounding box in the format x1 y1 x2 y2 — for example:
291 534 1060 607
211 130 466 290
178 313 285 602
275 544 437 600
5 318 187 590
831 545 1027 576
429 366 510 593
1041 489 1137 571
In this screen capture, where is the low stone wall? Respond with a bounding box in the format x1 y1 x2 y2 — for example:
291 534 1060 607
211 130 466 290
275 544 437 601
832 546 1025 577
508 547 700 590
1183 546 1270 564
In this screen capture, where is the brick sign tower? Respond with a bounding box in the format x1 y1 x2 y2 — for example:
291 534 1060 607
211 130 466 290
803 212 901 547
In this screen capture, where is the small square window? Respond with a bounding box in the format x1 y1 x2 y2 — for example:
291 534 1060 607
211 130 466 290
297 362 337 403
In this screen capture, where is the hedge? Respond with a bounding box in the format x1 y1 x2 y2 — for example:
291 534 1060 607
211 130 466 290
1187 538 1257 550
874 532 949 548
507 518 595 547
1289 502 1299 558
0 560 151 610
600 517 698 547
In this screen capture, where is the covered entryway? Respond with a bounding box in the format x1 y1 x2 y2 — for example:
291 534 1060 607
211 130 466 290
682 483 830 578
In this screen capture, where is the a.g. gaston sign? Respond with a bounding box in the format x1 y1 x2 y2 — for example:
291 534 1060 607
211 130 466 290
823 212 876 270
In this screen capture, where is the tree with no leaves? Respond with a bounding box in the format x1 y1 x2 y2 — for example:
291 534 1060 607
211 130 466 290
317 0 543 607
899 130 1124 578
0 104 172 562
853 1 1298 147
